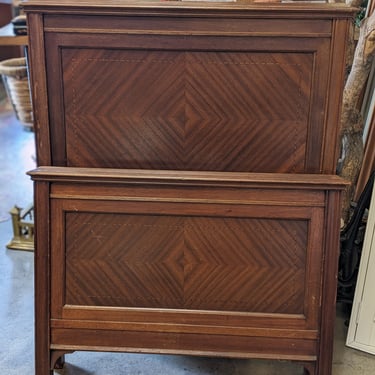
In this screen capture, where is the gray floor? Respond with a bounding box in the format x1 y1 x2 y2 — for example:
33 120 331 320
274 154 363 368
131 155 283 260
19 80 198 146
0 97 375 374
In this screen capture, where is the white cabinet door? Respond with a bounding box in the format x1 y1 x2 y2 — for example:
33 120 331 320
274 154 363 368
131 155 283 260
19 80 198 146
347 183 375 354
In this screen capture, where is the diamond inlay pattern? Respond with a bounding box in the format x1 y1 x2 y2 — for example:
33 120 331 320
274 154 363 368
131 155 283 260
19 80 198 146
65 212 308 314
62 49 313 172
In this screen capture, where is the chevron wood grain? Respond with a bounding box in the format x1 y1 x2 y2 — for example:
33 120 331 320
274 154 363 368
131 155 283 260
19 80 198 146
65 212 307 313
62 49 312 172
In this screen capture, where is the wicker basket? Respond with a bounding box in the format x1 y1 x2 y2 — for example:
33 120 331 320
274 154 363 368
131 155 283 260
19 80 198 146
0 58 33 129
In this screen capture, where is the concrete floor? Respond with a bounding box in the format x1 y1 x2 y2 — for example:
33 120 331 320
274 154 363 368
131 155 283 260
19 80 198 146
0 94 375 374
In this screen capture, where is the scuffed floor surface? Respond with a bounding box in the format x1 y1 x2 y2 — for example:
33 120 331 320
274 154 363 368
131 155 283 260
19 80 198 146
0 101 375 374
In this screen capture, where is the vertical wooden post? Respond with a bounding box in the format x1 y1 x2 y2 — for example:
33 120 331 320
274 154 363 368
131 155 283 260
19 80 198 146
317 190 343 375
34 180 52 375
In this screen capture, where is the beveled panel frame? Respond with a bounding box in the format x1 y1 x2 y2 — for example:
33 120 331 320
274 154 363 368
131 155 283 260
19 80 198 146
50 199 323 323
40 15 341 173
45 171 328 359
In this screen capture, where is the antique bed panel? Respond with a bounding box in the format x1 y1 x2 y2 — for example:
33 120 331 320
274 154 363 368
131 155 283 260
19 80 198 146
39 17 337 173
26 168 346 364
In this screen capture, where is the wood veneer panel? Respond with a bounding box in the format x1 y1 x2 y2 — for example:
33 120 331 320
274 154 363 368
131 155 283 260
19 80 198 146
43 29 332 172
65 212 307 313
62 48 312 172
